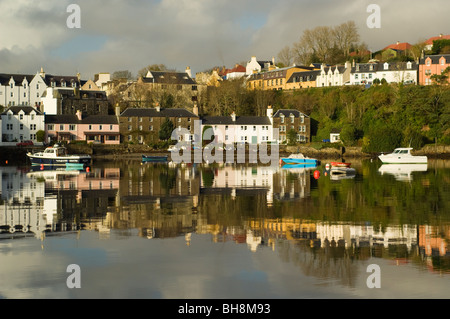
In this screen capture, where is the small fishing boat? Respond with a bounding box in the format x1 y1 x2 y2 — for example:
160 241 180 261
281 153 318 165
330 162 351 167
141 155 168 163
378 148 427 164
27 144 91 167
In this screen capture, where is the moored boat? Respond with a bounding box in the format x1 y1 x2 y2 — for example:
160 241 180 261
142 155 168 163
330 162 351 167
281 153 318 165
27 144 91 167
378 148 427 164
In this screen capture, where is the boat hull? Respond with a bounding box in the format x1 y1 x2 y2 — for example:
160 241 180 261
378 155 428 164
281 158 318 165
27 154 91 166
142 155 168 163
282 163 318 169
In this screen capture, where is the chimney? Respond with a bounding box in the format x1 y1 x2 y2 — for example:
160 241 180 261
193 102 199 116
115 104 121 117
39 67 45 78
76 110 82 121
185 66 192 78
352 59 355 67
267 105 273 118
155 102 161 112
77 72 81 81
231 111 236 122
272 56 275 65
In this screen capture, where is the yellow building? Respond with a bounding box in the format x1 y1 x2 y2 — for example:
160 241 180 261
247 65 319 91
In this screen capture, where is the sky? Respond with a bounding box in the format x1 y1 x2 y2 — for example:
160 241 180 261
0 0 449 80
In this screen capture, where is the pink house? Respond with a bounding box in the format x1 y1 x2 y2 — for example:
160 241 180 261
45 111 120 144
419 54 450 85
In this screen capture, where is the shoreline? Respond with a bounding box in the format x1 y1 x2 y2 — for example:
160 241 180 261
1 144 450 165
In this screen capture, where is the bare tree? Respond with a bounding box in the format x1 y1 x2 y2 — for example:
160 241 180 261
333 21 360 56
277 45 294 67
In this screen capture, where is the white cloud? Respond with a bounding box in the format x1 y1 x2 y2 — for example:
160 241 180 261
0 0 448 79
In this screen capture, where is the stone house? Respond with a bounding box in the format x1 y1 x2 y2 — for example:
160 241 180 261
271 108 311 143
119 105 199 144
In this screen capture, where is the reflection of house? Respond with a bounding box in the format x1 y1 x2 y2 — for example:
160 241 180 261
45 111 120 144
0 105 45 145
418 225 449 257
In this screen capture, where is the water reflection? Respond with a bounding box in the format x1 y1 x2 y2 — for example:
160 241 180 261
0 159 449 285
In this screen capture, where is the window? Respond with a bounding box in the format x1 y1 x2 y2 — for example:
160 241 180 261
89 125 92 130
139 125 143 131
178 118 181 122
150 117 153 122
48 124 54 130
441 59 445 66
290 116 294 123
253 126 256 131
99 125 102 130
19 114 23 120
426 59 431 66
149 125 153 131
60 124 64 130
128 117 132 122
128 125 132 131
139 117 143 122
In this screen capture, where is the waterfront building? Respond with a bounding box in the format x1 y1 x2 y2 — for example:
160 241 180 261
350 61 418 85
119 105 199 144
271 108 311 143
316 62 351 87
0 105 44 145
45 110 120 145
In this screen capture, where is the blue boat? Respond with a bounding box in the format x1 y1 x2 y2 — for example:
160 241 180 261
281 154 318 165
142 155 168 163
282 163 318 169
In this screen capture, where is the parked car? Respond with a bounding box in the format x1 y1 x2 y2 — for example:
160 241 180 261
16 140 34 147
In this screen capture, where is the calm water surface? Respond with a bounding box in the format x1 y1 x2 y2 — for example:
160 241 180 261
0 158 449 299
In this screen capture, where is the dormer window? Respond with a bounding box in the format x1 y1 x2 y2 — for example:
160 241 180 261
384 63 389 70
426 59 431 66
407 61 412 69
441 58 445 66
10 83 13 88
369 65 373 71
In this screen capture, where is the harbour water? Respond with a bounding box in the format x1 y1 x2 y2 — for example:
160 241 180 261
0 158 449 299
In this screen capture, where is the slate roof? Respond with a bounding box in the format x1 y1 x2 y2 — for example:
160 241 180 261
120 107 198 118
1 106 42 115
272 109 309 118
142 71 196 85
286 70 320 83
45 115 118 124
419 54 450 64
202 116 271 125
351 61 417 73
0 73 35 86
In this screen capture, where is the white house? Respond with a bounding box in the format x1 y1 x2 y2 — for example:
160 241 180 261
350 61 418 85
246 56 276 75
316 62 351 87
0 106 45 145
374 61 418 84
0 68 82 109
201 112 273 145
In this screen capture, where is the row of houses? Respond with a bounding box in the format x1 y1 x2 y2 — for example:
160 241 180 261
0 105 311 146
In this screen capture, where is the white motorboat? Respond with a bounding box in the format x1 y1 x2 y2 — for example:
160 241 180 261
27 144 91 167
378 148 427 164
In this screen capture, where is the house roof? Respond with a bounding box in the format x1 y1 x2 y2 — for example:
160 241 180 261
120 107 198 118
202 116 271 125
1 106 42 115
0 73 35 86
272 109 309 118
45 115 118 124
420 54 450 64
42 74 81 87
286 70 320 82
142 71 196 85
383 42 412 51
425 34 450 45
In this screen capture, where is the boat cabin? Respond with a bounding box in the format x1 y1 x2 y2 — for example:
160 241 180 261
43 146 68 157
391 148 412 155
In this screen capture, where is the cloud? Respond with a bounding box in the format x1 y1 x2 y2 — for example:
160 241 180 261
0 0 448 79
